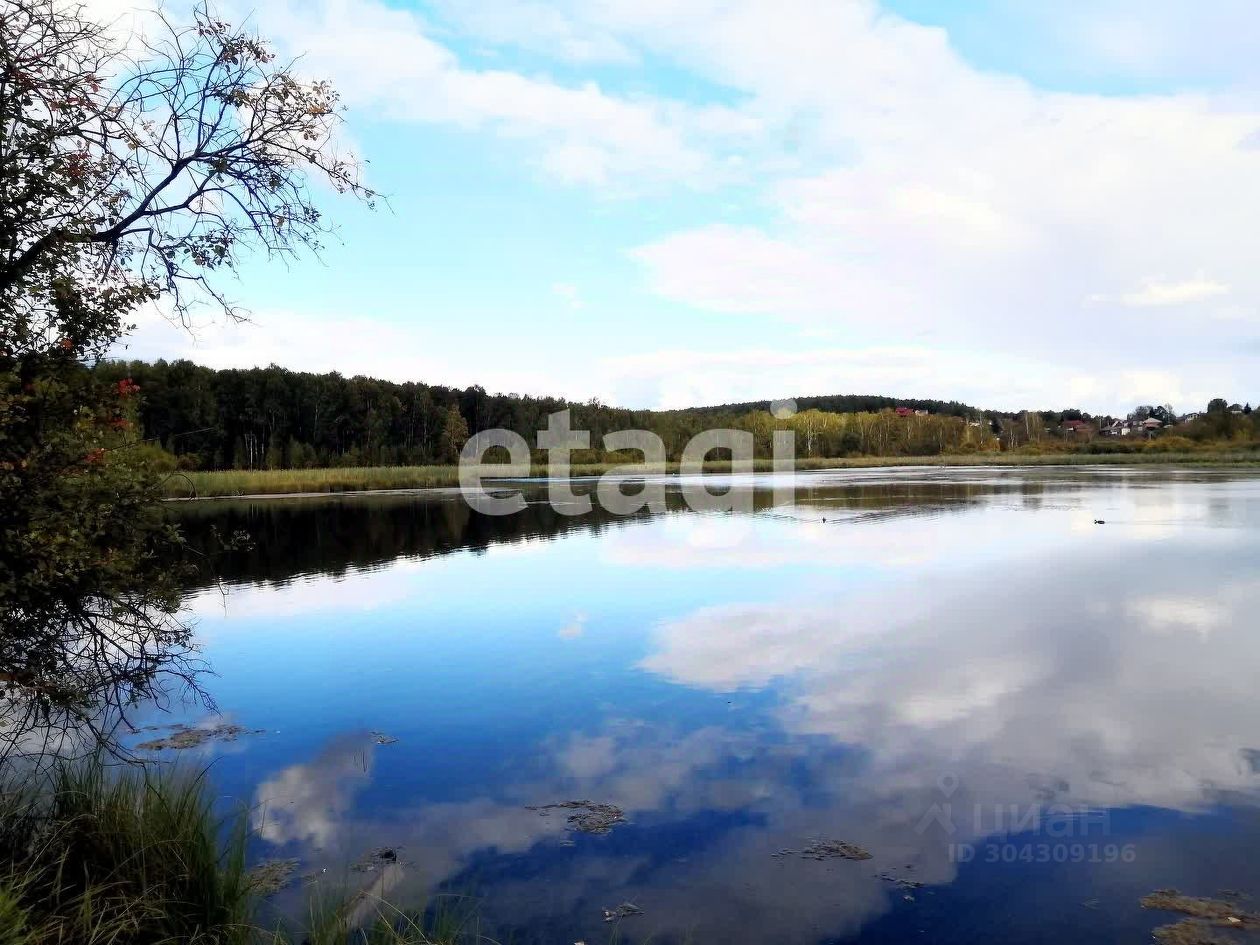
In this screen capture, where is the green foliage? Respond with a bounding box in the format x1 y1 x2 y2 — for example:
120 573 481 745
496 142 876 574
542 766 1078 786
93 359 654 469
0 762 254 945
95 359 1008 467
277 893 490 945
1 0 369 756
437 405 470 464
0 353 197 758
90 359 1260 474
1184 404 1256 442
0 759 495 945
0 882 32 945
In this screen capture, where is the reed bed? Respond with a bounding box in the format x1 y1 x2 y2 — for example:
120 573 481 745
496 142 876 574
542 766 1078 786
167 451 1260 499
0 761 494 945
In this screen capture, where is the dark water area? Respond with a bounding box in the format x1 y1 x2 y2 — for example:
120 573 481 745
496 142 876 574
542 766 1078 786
159 466 1260 943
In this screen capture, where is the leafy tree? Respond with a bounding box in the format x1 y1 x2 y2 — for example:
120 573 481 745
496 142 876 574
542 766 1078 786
0 0 370 755
438 404 470 464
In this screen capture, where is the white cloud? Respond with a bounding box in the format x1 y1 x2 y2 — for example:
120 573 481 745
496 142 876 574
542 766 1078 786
249 0 758 190
631 225 912 319
977 0 1260 88
427 0 637 65
117 306 458 386
556 611 586 638
629 91 1260 340
1126 596 1227 638
119 299 1227 413
100 0 1260 411
640 555 1260 813
551 282 584 309
255 733 377 847
573 0 1260 406
1117 276 1231 307
88 0 729 190
598 345 1219 413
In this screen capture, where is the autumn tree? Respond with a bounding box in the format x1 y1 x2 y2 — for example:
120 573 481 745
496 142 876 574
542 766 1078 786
0 0 372 756
438 404 470 464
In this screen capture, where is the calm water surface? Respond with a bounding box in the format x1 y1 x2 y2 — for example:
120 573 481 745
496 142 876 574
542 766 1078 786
162 467 1260 943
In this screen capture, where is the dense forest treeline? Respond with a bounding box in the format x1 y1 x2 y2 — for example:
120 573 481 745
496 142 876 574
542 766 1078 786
94 359 1258 470
93 359 1007 468
96 359 651 469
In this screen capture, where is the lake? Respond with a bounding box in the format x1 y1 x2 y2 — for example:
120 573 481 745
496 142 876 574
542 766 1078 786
160 466 1260 943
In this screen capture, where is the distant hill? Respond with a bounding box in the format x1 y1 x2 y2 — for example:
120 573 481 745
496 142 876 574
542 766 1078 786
672 394 985 419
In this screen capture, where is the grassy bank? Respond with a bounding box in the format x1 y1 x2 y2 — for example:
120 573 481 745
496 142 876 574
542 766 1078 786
167 451 1260 499
0 763 251 945
0 762 476 945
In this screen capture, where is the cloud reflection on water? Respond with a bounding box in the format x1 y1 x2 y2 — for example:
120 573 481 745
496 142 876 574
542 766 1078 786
175 470 1260 942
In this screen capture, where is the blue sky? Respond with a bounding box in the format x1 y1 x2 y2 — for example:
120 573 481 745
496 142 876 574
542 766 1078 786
114 0 1260 413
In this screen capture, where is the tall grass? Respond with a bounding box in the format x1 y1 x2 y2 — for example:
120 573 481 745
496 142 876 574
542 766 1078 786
168 451 1260 499
0 762 490 945
0 763 252 945
287 892 491 945
167 464 474 498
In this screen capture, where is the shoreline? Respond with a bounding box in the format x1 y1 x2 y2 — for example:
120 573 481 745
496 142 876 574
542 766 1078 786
164 451 1260 500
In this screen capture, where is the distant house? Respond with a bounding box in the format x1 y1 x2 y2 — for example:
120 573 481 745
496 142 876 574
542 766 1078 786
895 406 914 418
1102 419 1125 436
1230 404 1245 414
1060 419 1090 435
1142 417 1164 431
914 409 929 416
